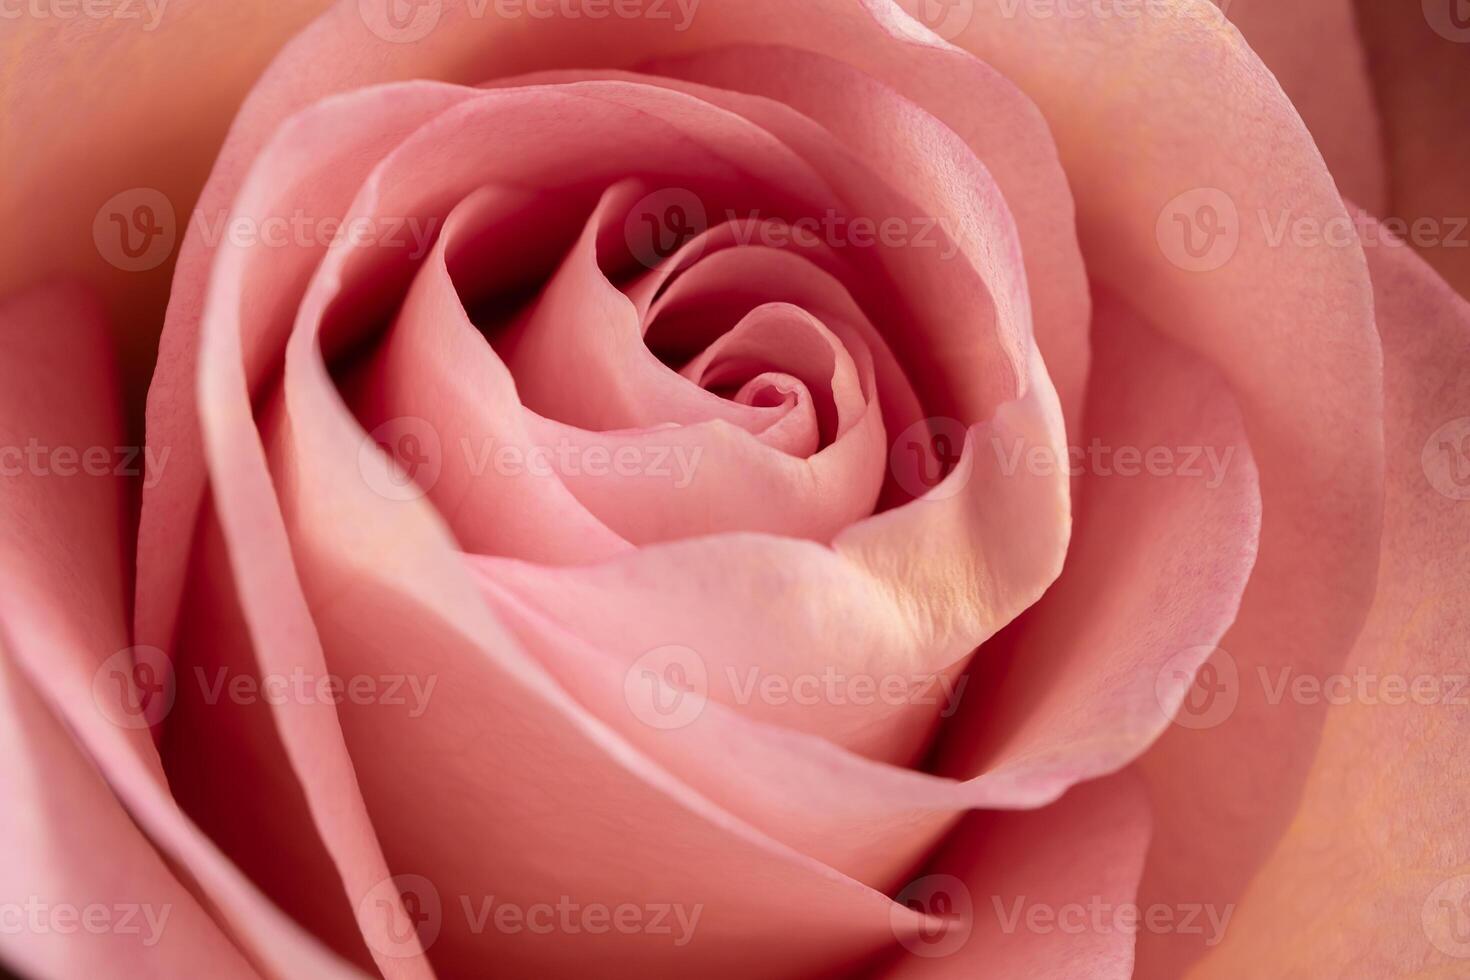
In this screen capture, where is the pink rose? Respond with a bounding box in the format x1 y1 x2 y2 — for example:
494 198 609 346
1 1 1466 978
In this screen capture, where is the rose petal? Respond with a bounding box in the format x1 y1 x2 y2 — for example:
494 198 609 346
1351 0 1470 297
191 74 944 979
1211 0 1386 213
879 772 1153 979
140 0 1088 658
929 289 1260 793
348 184 633 563
1180 224 1470 976
638 39 1091 432
0 653 257 979
465 286 1256 893
902 7 1384 971
499 180 834 441
0 281 367 980
0 0 333 393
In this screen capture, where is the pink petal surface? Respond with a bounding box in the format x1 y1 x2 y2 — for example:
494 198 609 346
239 71 1066 760
159 505 382 971
138 0 1087 663
881 773 1154 979
348 184 634 564
0 282 365 980
930 290 1260 790
195 75 941 979
1185 226 1470 977
638 41 1090 431
1351 1 1470 298
0 0 333 395
0 653 256 980
499 180 846 442
152 53 1260 973
890 6 1384 973
464 284 1258 892
1212 0 1386 213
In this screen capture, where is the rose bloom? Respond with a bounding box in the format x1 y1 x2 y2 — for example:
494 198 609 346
1 0 1467 977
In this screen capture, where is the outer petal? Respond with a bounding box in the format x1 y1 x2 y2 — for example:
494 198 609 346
902 6 1384 972
0 0 333 395
0 282 365 980
1211 0 1386 213
1351 0 1470 298
1186 227 1470 976
0 651 257 979
930 290 1260 792
879 773 1153 979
